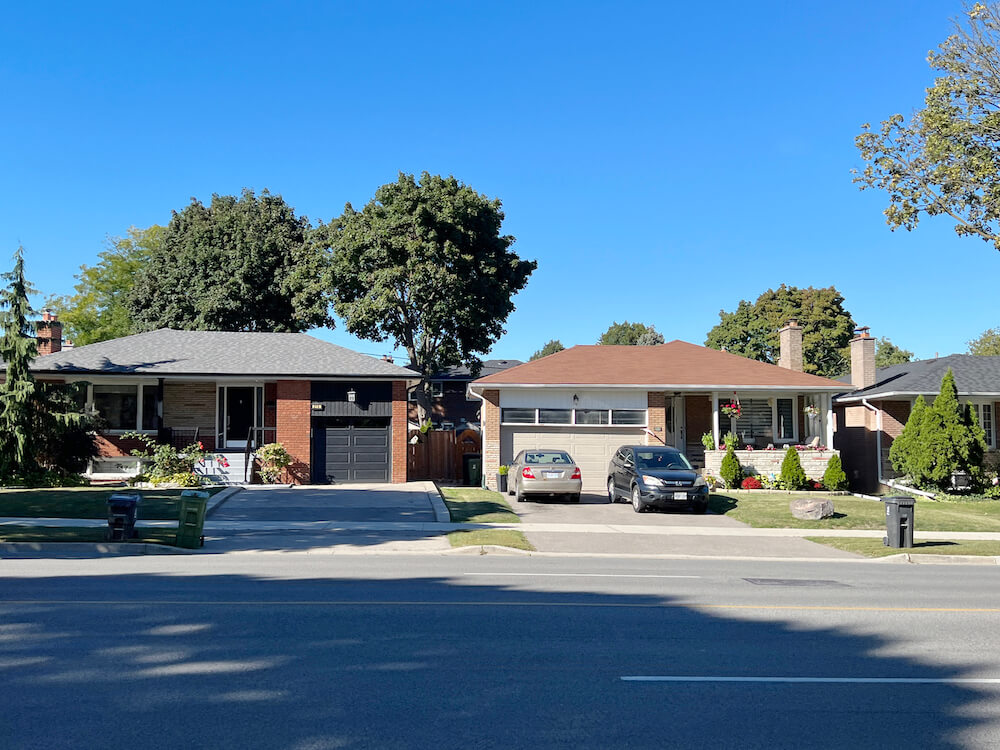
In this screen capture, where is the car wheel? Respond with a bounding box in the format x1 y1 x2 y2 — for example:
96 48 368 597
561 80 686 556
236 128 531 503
515 481 526 503
607 478 617 504
631 485 645 513
571 493 581 503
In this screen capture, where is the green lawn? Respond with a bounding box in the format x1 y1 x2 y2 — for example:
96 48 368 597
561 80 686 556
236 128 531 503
0 486 223 520
448 529 534 551
0 525 179 545
438 486 521 524
709 492 1000 532
807 537 1000 557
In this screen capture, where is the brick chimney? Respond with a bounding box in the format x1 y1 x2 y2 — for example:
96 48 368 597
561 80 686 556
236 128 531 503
777 319 803 372
850 326 876 389
35 310 63 355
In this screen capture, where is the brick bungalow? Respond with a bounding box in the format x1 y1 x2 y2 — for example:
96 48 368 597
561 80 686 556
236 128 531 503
469 323 847 492
833 329 1000 492
23 317 418 484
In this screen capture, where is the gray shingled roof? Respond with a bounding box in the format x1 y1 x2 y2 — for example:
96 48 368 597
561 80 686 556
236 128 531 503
835 354 1000 402
25 329 418 379
427 359 524 380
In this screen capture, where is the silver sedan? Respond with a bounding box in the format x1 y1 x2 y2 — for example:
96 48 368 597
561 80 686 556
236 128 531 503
508 449 583 502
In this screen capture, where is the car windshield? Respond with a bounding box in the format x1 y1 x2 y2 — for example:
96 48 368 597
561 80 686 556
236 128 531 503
635 450 692 471
523 452 573 465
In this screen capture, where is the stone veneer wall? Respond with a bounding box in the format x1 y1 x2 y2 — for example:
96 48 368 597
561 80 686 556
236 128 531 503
704 449 840 481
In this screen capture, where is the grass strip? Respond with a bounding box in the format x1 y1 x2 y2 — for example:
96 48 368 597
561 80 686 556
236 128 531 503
0 525 179 545
438 486 521 524
806 536 1000 557
710 492 1000 532
0 486 223 520
447 529 534 551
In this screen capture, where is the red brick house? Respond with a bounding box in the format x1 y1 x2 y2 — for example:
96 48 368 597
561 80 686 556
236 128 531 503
25 323 417 484
469 324 847 492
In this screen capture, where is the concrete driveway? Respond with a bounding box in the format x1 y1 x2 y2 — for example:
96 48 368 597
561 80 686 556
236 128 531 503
209 483 440 523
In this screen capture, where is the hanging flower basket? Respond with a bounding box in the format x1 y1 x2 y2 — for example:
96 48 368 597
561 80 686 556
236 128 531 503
803 404 820 418
720 401 742 419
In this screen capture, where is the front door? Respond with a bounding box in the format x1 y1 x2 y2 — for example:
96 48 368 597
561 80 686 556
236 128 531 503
225 387 255 448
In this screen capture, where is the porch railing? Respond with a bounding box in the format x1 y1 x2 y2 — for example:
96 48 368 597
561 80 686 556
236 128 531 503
243 426 278 483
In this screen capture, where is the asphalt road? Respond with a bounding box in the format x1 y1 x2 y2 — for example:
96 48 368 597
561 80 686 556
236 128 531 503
3 554 1000 749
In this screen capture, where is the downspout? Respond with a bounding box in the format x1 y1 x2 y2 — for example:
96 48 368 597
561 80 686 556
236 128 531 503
466 384 487 488
860 398 935 499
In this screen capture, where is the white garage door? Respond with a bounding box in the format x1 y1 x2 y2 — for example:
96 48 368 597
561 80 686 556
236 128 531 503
503 427 646 492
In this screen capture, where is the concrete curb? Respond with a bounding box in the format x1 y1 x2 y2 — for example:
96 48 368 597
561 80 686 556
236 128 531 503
0 542 189 558
426 483 451 523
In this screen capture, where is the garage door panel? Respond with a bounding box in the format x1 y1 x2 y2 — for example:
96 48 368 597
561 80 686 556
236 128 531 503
312 419 391 483
505 427 645 491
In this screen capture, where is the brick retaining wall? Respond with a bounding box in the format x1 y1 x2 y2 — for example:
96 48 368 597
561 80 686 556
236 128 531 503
704 449 840 481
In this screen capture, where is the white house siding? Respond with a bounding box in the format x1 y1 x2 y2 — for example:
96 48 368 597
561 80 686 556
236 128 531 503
502 426 645 492
500 389 647 410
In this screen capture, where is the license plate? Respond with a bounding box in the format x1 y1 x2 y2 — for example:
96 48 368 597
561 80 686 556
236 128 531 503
544 472 562 479
673 492 687 500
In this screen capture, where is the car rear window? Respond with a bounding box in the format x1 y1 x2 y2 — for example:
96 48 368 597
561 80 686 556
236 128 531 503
635 450 692 470
524 452 574 465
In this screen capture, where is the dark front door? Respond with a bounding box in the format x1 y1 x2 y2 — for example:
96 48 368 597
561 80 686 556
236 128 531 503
226 387 255 446
312 417 391 483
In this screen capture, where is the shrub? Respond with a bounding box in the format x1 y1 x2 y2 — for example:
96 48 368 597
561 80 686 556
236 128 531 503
256 442 293 483
822 454 848 491
720 445 742 489
122 432 208 479
779 447 807 490
701 432 715 451
741 476 763 490
498 465 509 476
150 472 203 487
723 431 739 450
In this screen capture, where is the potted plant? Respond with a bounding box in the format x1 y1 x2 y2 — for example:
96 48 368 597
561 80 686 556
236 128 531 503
720 400 742 419
701 432 715 451
497 464 509 493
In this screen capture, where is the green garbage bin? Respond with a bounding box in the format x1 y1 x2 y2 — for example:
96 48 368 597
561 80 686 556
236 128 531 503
466 456 482 487
176 490 209 549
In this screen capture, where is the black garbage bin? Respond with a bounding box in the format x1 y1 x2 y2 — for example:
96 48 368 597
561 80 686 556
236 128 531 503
883 496 915 548
462 453 482 487
107 493 141 542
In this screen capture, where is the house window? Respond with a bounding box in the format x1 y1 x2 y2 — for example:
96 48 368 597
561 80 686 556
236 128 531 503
776 398 795 441
575 409 610 425
974 403 995 448
408 382 445 401
538 409 572 424
93 385 138 430
141 385 158 431
611 409 646 425
502 408 536 424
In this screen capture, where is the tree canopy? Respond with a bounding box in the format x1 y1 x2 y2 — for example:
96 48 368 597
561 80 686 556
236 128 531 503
127 190 331 332
855 3 1000 251
875 337 914 368
530 339 565 360
704 285 856 377
968 327 1000 355
322 172 535 412
48 225 164 345
597 321 664 345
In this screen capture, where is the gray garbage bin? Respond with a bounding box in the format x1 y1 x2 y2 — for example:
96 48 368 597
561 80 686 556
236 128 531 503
883 496 915 548
107 493 141 542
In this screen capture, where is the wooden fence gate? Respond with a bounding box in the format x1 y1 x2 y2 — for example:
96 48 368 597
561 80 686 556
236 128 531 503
407 428 482 482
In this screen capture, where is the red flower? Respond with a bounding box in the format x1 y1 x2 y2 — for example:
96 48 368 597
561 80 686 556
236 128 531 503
741 476 763 490
198 441 205 451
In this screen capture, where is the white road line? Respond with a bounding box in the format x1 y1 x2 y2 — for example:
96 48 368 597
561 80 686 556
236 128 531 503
463 573 701 579
621 676 1000 684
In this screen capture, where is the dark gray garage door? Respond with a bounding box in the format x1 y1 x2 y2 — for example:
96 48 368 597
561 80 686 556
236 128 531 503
311 417 391 483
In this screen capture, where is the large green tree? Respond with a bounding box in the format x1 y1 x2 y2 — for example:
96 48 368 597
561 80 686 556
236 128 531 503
875 337 915 368
530 339 565 360
48 225 164 345
704 285 856 377
322 172 535 416
968 327 1000 355
127 190 331 332
855 3 1000 251
597 321 664 345
0 247 38 479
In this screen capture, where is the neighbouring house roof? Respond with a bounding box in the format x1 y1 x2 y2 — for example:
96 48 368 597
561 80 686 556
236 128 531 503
23 329 419 379
835 354 1000 403
425 359 525 381
470 342 846 390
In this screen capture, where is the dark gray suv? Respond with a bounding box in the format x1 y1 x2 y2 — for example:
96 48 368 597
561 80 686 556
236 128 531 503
607 445 709 514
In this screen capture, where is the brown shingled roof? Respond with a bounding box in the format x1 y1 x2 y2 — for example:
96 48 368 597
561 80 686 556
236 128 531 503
473 341 846 389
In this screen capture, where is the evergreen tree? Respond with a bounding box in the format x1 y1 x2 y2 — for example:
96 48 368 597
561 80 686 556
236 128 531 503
0 247 38 480
779 447 807 490
821 453 848 491
889 395 929 480
720 444 742 489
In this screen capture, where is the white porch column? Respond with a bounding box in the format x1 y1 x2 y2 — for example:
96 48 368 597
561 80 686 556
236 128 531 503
824 393 835 448
711 391 720 449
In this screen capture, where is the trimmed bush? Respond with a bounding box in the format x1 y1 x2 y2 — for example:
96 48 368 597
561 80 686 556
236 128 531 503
720 445 742 489
822 454 848 491
741 476 763 490
779 447 807 490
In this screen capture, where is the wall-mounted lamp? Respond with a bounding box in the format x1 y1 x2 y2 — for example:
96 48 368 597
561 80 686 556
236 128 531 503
347 388 357 403
572 394 579 405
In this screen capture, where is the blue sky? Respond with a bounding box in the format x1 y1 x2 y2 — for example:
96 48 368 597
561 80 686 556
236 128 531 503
1 0 990 363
